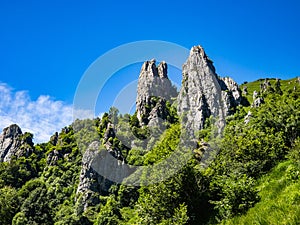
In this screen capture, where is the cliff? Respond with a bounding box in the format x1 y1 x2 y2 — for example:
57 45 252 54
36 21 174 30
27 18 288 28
177 46 241 136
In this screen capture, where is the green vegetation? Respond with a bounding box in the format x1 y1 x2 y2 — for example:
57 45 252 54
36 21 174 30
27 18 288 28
240 77 299 104
0 77 299 224
222 159 300 225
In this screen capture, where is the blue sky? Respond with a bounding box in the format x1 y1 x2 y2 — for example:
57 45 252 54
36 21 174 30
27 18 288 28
0 0 300 142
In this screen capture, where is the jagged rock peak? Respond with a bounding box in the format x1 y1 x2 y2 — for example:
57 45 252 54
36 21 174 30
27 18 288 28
140 59 168 79
189 45 216 73
2 124 22 138
136 60 177 125
177 45 241 136
158 61 168 78
0 124 33 162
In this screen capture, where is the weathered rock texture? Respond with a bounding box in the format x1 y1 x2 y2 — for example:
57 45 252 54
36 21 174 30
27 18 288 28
251 90 264 108
0 124 34 162
76 124 134 211
177 46 241 136
252 96 264 108
76 141 113 212
136 59 177 126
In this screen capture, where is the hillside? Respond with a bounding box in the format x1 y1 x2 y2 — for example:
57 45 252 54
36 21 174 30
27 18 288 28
240 77 299 104
0 46 299 225
222 159 300 225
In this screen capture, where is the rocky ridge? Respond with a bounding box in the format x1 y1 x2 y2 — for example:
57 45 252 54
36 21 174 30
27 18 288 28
0 45 244 214
76 46 243 209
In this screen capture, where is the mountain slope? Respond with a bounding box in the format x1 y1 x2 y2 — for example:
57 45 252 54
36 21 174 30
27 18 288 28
222 159 300 225
0 46 299 225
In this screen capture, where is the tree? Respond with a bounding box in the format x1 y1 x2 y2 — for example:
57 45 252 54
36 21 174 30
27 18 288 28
18 180 53 225
109 107 119 125
0 187 20 224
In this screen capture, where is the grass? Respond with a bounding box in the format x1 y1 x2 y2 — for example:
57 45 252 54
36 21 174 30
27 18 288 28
240 77 299 104
221 160 300 225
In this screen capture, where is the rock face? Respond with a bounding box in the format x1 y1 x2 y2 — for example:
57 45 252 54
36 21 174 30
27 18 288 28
243 86 248 95
76 141 114 212
0 124 33 162
252 96 264 108
244 111 252 124
136 59 177 126
219 76 242 104
177 46 241 136
76 123 134 211
251 90 264 108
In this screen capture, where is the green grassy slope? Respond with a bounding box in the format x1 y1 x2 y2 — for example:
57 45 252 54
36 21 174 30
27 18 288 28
222 160 300 225
240 77 299 104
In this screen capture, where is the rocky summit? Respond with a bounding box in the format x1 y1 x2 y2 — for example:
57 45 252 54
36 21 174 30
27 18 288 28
136 59 177 126
0 124 33 162
177 45 241 136
136 47 242 133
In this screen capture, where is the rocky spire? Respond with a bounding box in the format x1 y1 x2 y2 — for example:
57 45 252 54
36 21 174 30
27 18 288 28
0 124 33 162
177 46 241 136
136 59 177 126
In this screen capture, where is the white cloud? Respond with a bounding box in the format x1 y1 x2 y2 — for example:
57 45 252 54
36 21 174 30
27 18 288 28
0 83 74 143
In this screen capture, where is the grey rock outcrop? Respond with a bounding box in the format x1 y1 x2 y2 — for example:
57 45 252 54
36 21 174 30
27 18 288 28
47 128 74 165
260 78 271 93
136 59 177 126
244 111 252 124
252 97 264 108
76 140 135 211
147 98 170 127
253 90 258 99
103 122 116 142
177 46 241 136
50 132 58 146
76 141 113 212
251 90 264 108
0 124 33 162
243 86 248 95
47 150 63 165
219 77 242 104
